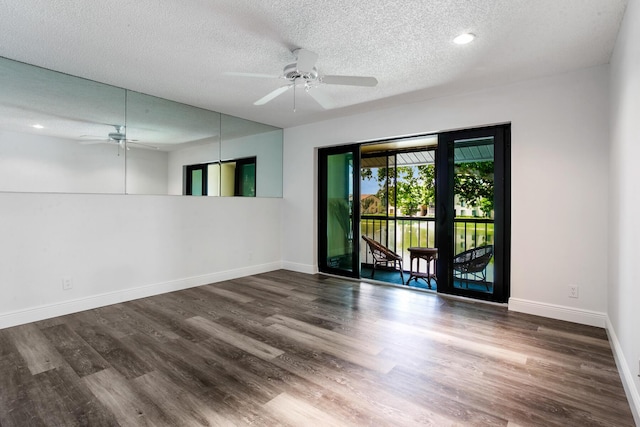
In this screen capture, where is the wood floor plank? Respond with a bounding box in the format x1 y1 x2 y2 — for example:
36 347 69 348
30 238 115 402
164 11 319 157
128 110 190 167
201 285 255 304
267 313 384 355
66 317 154 380
82 303 181 342
0 352 47 427
267 322 396 373
83 368 174 427
131 331 282 404
119 333 288 426
193 327 392 425
108 303 182 341
33 315 67 330
266 342 460 426
186 316 285 361
40 323 110 377
380 363 512 426
376 318 530 365
181 286 279 325
0 328 16 357
133 370 239 426
263 392 351 427
187 285 279 319
217 280 319 312
117 333 240 404
126 298 212 343
148 291 208 319
0 270 634 426
5 323 66 375
242 276 320 301
28 366 119 427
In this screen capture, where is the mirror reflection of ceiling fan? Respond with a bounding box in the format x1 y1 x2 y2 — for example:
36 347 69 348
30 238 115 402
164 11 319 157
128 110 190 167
228 48 378 110
78 125 158 150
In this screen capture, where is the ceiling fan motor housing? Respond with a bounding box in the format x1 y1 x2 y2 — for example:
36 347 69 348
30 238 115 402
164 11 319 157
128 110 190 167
108 132 125 141
283 63 318 82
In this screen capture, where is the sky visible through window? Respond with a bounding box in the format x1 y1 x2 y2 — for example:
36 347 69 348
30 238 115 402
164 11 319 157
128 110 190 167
361 178 379 195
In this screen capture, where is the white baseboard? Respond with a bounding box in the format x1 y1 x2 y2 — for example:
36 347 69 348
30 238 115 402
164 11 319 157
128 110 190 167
0 261 282 330
606 317 640 425
508 298 607 327
281 261 317 275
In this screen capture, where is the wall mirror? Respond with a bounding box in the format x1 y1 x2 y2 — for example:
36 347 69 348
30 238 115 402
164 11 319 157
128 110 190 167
0 56 283 197
220 114 283 197
0 56 126 193
125 91 221 196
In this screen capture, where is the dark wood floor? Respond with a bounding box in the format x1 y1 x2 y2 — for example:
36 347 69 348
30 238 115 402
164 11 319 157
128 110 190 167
0 270 634 426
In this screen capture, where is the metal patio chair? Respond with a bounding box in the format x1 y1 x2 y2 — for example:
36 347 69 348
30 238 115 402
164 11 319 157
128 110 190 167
452 245 494 290
361 235 404 284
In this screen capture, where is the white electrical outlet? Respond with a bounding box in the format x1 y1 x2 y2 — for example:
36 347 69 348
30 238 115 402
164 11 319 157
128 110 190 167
568 284 579 298
62 276 73 290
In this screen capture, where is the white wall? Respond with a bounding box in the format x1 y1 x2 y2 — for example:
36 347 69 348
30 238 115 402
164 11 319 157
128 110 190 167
283 65 610 326
125 147 169 195
0 193 282 328
609 0 640 421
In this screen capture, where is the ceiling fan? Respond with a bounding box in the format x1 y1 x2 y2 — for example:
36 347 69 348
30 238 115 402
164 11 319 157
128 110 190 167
228 48 378 110
78 125 158 150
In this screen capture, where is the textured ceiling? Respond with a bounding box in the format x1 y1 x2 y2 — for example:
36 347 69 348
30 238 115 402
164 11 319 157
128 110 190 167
0 0 628 129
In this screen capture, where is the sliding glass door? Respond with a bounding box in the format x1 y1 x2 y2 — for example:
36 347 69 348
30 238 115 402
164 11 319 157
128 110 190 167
318 145 360 277
318 125 510 303
436 125 510 302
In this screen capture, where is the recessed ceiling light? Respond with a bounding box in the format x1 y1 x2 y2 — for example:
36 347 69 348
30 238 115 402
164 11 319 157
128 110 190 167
32 124 44 129
453 33 475 45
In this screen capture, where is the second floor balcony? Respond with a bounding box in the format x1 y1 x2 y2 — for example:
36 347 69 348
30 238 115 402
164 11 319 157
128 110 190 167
360 215 494 291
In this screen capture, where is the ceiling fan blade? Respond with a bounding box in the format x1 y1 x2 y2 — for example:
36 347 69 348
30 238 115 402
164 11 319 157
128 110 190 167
78 139 107 145
307 88 336 109
254 86 292 105
295 48 319 73
223 71 280 79
322 75 378 87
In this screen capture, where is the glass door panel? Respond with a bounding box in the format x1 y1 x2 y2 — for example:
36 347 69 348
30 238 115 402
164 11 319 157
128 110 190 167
318 145 360 277
360 154 394 266
453 137 495 294
360 148 437 287
185 164 207 196
326 152 354 271
437 125 510 303
237 162 256 196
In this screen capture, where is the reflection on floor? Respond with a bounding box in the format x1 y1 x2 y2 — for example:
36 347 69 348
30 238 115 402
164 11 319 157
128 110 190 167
360 266 493 293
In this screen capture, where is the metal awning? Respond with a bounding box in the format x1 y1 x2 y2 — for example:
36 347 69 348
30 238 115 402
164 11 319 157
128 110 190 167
362 140 493 168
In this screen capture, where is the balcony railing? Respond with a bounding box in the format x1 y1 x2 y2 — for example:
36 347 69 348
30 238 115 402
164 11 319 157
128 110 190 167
360 215 494 276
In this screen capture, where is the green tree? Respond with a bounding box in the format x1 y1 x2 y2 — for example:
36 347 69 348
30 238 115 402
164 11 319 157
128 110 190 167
478 197 493 217
395 167 421 216
361 163 435 217
362 160 493 217
455 161 494 216
417 164 436 210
